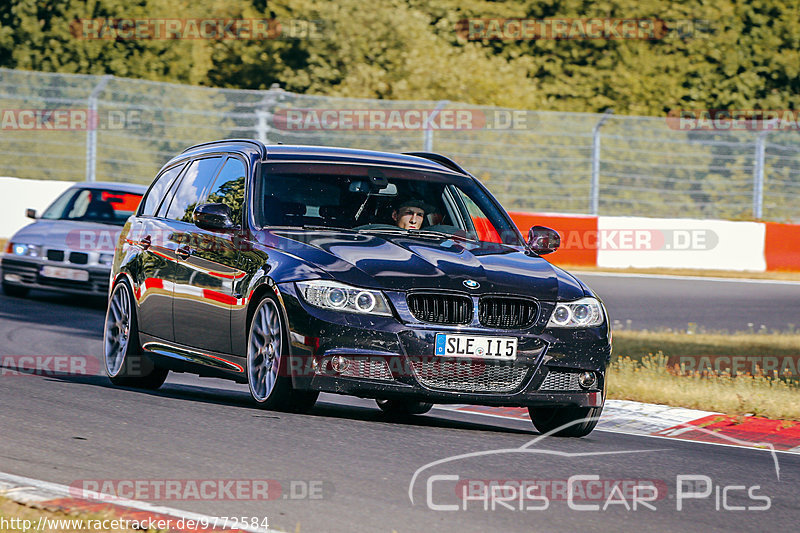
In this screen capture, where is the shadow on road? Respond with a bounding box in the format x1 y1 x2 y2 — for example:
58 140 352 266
26 371 535 435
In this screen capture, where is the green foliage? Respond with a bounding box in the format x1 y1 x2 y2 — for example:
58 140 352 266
1 0 798 115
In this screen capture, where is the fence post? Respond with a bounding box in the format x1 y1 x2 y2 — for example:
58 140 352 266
85 75 112 182
424 100 449 152
590 108 613 215
255 83 284 144
752 120 777 220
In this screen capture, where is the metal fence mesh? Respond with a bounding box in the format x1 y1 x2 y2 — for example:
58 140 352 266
1 67 798 222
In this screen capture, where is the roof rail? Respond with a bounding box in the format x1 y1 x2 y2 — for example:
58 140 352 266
182 138 267 159
403 152 467 174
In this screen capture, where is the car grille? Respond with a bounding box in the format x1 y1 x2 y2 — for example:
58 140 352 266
339 358 393 381
1 258 38 285
410 360 529 393
1 258 109 294
46 249 65 262
69 252 89 265
479 297 538 329
407 293 472 325
539 371 581 391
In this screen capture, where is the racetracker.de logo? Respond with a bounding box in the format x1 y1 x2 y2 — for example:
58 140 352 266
558 229 718 251
68 479 330 501
666 110 800 131
272 108 536 131
0 355 101 377
456 18 712 40
1 109 142 131
70 18 326 40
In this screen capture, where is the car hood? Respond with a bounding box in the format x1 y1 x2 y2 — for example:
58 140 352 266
9 220 123 253
265 230 585 300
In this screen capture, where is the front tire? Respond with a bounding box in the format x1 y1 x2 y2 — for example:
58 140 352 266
247 295 318 412
104 280 168 389
527 405 603 437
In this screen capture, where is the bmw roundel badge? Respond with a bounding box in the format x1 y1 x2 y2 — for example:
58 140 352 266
463 279 480 289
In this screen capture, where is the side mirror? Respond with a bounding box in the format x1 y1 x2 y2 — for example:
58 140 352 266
527 226 560 255
193 203 236 231
25 209 36 219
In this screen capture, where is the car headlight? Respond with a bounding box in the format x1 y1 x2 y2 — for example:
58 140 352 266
10 243 40 257
296 280 393 316
547 297 604 328
98 253 114 265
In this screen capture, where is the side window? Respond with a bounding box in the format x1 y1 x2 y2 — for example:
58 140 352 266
206 157 247 226
140 163 185 217
165 157 223 223
454 187 503 243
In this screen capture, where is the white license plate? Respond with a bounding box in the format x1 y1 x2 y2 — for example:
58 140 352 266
40 265 89 282
434 334 517 360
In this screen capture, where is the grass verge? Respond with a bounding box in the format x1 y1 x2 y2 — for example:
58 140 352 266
608 331 800 420
612 330 800 360
0 496 151 533
608 354 800 420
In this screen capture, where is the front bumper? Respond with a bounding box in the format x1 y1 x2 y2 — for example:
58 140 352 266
1 256 111 296
279 283 611 409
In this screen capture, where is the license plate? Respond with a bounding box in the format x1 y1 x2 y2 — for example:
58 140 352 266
435 334 517 360
40 265 89 282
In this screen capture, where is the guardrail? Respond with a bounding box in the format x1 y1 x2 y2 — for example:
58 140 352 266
2 176 797 272
1 68 799 222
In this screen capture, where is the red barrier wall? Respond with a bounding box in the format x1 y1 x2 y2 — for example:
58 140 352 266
764 222 800 271
509 212 598 267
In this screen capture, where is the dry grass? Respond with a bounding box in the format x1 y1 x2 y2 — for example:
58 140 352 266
564 265 800 281
609 330 800 420
0 238 7 252
0 496 150 533
612 330 800 360
607 353 800 420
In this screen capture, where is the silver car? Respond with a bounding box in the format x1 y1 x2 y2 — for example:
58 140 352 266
1 181 146 298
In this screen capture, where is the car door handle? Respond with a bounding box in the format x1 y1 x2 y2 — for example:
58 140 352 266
139 235 151 250
176 246 192 259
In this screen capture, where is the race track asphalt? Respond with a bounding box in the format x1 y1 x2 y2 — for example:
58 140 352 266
1 283 798 532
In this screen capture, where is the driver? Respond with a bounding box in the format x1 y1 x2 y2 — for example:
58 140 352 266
392 198 430 230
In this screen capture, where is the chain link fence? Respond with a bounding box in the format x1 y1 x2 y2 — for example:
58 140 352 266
1 67 798 222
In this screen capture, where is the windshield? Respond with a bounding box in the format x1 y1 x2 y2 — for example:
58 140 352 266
257 163 524 246
41 187 143 226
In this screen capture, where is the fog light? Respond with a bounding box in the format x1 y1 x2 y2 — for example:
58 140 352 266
578 371 597 389
4 273 22 283
331 355 350 373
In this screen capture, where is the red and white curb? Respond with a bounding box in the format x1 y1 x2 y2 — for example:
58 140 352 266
0 472 277 533
437 399 800 453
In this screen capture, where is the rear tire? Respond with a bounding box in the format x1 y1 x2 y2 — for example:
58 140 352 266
1 282 29 298
104 280 168 389
247 295 318 413
527 405 603 437
376 399 433 416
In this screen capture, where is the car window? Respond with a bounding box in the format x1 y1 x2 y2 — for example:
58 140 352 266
452 187 504 244
40 187 143 226
140 163 186 217
206 157 246 226
165 157 223 223
257 163 523 245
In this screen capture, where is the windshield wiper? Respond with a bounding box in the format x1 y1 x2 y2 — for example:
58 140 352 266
356 227 409 235
411 229 478 242
302 225 357 232
356 227 479 243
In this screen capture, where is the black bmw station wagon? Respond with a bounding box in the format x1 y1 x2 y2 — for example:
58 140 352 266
104 140 611 437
